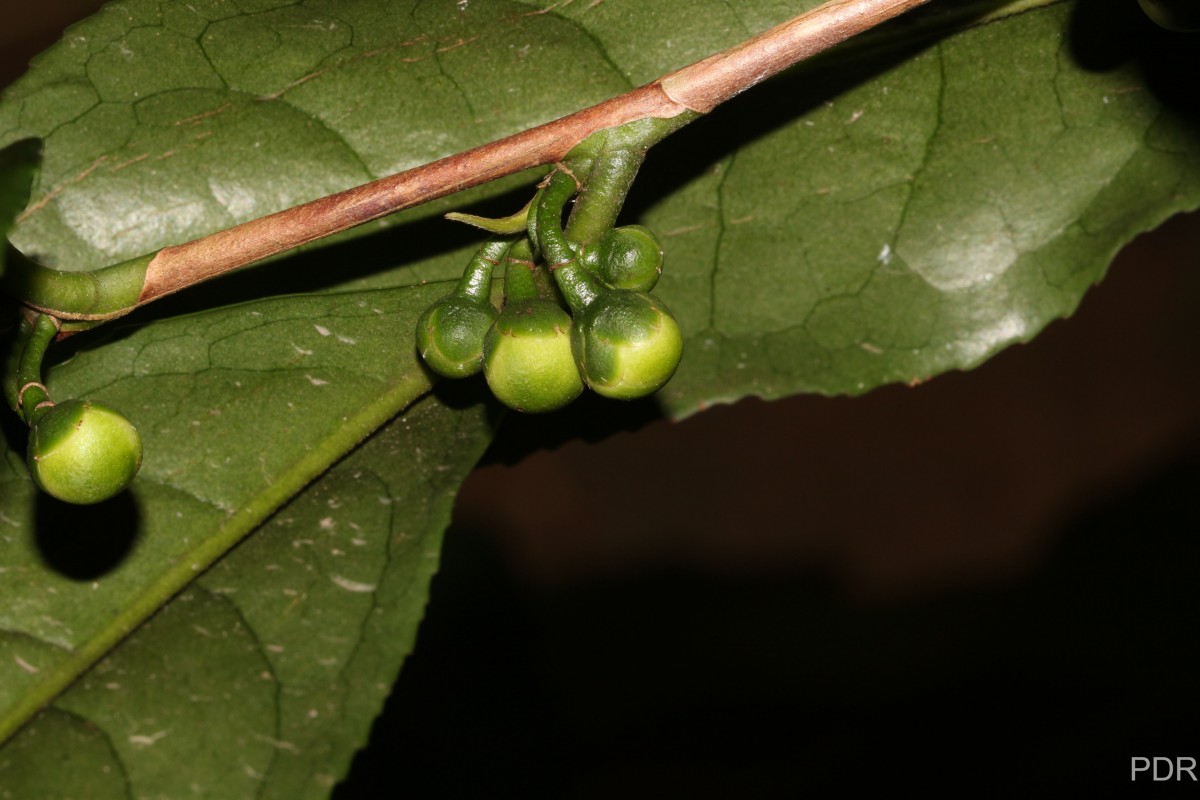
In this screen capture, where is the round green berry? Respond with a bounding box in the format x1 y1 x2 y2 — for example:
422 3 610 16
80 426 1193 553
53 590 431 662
572 291 683 399
27 399 143 505
483 300 583 413
416 295 498 377
588 225 663 293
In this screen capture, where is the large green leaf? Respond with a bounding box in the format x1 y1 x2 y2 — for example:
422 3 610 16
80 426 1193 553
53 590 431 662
1 0 1197 795
1 389 496 798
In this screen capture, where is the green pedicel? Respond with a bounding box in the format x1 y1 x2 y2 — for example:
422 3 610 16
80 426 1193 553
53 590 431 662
416 239 511 377
15 314 142 504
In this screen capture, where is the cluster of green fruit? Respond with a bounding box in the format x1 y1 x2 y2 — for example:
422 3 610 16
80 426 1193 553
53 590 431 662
415 168 683 413
5 160 680 506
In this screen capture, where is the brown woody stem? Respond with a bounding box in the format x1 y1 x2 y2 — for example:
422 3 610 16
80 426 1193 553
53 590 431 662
121 0 929 311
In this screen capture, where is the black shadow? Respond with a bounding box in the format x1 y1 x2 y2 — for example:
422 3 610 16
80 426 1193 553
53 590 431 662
34 489 141 580
1069 0 1200 124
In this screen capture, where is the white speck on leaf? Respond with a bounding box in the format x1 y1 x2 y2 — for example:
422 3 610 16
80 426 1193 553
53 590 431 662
331 575 376 593
314 325 331 337
877 243 892 265
14 656 39 674
129 730 170 747
254 733 299 752
306 375 329 386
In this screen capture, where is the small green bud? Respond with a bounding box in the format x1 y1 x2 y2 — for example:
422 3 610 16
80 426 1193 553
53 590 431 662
483 300 583 412
27 399 143 505
416 295 498 377
572 291 683 399
583 225 663 293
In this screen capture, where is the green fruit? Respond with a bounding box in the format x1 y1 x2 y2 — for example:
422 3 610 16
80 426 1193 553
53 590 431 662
572 291 683 399
416 295 498 377
1138 0 1200 30
483 300 583 412
27 399 143 505
582 225 663 293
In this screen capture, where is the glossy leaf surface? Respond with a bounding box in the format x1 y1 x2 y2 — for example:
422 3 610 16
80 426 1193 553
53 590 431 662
1 0 1197 795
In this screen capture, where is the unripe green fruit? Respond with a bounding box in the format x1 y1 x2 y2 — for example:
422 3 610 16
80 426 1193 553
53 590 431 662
27 399 143 505
483 300 583 412
579 225 663 293
416 296 498 377
572 291 683 399
1138 0 1200 30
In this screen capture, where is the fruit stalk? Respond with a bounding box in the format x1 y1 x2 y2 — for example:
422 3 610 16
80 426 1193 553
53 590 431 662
13 312 57 424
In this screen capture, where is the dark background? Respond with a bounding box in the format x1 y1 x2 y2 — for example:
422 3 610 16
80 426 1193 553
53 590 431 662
5 2 1200 796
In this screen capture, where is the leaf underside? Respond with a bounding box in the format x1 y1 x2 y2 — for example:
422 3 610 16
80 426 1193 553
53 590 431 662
1 0 1198 796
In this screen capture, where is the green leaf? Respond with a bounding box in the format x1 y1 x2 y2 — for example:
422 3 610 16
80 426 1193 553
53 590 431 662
0 391 495 798
638 2 1200 413
1 0 1198 795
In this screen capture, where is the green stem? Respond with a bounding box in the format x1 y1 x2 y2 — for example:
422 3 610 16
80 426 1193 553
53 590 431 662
561 114 693 244
564 145 646 245
2 245 151 322
535 170 602 314
14 313 57 425
524 188 546 262
502 239 540 303
3 312 32 412
456 239 513 303
533 170 577 268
